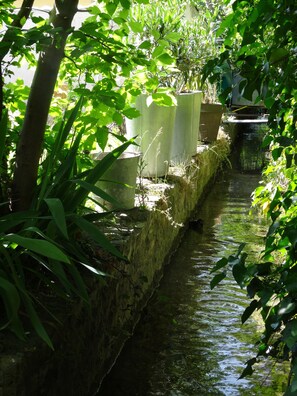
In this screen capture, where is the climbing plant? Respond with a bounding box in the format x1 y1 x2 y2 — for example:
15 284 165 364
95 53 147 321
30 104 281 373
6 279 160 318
208 0 297 393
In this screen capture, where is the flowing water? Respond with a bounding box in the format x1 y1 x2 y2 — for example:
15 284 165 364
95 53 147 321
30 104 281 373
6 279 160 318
98 129 287 396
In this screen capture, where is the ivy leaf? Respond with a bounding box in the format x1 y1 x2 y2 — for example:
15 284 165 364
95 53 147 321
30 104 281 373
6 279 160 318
283 320 297 349
211 257 228 273
210 272 226 289
239 358 257 379
242 299 259 324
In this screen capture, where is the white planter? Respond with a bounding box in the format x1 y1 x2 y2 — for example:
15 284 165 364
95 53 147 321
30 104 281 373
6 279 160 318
170 91 202 164
125 94 176 178
92 152 140 210
192 90 203 148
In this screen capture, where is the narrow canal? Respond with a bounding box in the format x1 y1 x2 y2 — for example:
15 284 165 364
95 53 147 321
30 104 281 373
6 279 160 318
98 128 287 395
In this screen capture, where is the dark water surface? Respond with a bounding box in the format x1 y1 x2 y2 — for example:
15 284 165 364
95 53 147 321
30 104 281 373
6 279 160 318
98 139 287 395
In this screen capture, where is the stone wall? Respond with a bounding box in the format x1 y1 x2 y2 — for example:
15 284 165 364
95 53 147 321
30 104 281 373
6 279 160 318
0 134 232 396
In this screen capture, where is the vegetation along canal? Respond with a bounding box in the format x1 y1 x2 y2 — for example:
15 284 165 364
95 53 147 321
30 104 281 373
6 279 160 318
98 129 287 396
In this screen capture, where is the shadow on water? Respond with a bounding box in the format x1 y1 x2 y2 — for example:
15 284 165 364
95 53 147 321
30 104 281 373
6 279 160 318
98 126 287 396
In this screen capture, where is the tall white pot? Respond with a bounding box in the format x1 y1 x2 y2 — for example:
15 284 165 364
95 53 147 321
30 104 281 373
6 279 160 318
125 94 176 178
192 90 203 147
170 91 202 164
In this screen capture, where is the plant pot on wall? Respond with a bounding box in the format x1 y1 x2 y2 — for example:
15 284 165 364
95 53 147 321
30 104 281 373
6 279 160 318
92 152 140 210
199 103 224 143
192 90 203 148
125 94 176 178
170 91 202 164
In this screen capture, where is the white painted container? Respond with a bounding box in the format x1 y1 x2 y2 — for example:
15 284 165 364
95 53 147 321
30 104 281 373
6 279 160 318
125 94 176 178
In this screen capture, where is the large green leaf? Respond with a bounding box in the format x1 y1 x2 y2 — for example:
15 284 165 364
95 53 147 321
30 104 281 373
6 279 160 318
5 234 70 264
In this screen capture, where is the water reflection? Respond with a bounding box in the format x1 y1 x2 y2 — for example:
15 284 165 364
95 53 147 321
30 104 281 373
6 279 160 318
98 132 286 395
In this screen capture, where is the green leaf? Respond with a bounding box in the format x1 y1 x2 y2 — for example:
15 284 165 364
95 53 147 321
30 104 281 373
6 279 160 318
157 53 174 65
122 108 140 119
5 234 70 264
44 198 69 239
129 20 143 33
151 92 175 107
69 140 133 211
21 291 54 349
283 320 297 349
242 299 259 324
269 48 289 64
232 252 248 288
239 358 257 379
112 111 123 125
106 1 118 16
163 32 181 43
211 257 228 273
0 276 25 339
70 215 125 260
138 40 151 50
96 126 109 151
0 108 8 166
120 0 130 8
210 272 226 289
264 96 275 109
73 179 121 207
151 46 164 59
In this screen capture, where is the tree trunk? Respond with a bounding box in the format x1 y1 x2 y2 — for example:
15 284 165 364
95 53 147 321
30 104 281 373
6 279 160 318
0 0 35 213
12 0 79 212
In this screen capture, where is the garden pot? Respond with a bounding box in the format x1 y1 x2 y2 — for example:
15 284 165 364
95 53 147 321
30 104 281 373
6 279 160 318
125 94 176 178
170 91 202 164
92 152 140 210
192 90 203 146
199 103 224 143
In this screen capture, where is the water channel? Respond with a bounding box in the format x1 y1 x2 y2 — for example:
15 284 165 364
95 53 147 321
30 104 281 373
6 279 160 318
98 126 287 396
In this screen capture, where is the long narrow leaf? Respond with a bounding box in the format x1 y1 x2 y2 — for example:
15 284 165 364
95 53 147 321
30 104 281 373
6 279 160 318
38 98 84 204
0 210 38 233
72 179 121 207
69 139 134 211
5 234 70 264
44 198 69 239
0 276 25 339
70 215 126 260
0 108 8 166
52 97 84 160
21 291 54 349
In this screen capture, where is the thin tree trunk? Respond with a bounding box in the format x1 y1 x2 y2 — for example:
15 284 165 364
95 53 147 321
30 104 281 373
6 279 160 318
0 0 35 213
12 0 79 212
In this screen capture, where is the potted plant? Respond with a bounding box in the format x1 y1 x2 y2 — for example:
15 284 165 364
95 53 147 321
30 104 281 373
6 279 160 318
124 0 182 177
182 0 227 144
199 80 225 143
